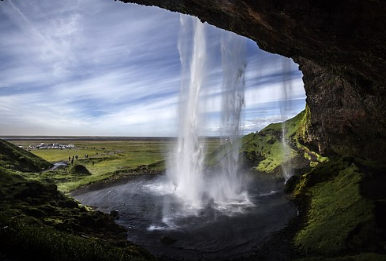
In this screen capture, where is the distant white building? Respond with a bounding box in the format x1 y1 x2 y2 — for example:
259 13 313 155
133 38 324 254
28 143 76 150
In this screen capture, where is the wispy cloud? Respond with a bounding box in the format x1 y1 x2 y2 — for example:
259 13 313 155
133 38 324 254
0 0 305 137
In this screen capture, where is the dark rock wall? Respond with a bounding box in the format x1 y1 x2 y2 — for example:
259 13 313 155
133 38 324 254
120 0 386 161
296 57 386 161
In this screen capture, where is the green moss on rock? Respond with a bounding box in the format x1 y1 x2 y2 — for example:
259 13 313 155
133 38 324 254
68 163 92 176
0 215 153 261
0 167 154 261
295 162 375 255
290 158 386 258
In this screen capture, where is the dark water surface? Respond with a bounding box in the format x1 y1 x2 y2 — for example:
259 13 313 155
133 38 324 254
74 173 296 260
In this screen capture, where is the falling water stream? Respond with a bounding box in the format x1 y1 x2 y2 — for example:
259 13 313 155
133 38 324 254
165 15 250 211
166 15 206 209
280 59 294 181
74 16 297 260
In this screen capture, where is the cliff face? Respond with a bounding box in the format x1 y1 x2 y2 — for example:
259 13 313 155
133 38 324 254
121 0 386 161
296 57 386 161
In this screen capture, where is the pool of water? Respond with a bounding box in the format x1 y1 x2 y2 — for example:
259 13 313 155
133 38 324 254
74 172 296 260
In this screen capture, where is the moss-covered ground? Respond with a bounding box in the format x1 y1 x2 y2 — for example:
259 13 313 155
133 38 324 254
0 165 154 261
288 157 386 260
0 216 151 261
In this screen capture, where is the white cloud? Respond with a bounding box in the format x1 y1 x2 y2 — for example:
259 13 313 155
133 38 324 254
0 0 305 137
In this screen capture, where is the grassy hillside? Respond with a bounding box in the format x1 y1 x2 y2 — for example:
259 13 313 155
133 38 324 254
205 108 326 178
0 138 155 261
0 167 154 261
0 139 52 171
239 108 328 176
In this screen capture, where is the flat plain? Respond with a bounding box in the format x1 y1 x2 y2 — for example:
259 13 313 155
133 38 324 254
6 137 221 192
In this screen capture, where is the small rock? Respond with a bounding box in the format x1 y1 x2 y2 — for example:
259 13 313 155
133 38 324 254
110 210 119 219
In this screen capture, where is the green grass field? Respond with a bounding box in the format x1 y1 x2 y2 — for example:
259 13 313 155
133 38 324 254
8 138 221 193
14 139 169 165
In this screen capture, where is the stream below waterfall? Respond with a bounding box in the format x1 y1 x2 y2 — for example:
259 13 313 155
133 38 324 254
74 172 297 260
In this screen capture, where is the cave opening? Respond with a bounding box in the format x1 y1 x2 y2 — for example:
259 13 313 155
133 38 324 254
2 1 386 261
0 0 306 260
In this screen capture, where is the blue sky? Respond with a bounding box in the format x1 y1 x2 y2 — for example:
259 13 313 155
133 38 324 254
0 0 306 137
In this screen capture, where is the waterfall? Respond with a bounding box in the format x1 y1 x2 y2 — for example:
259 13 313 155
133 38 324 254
166 15 207 208
209 31 248 204
166 15 249 211
280 58 293 182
